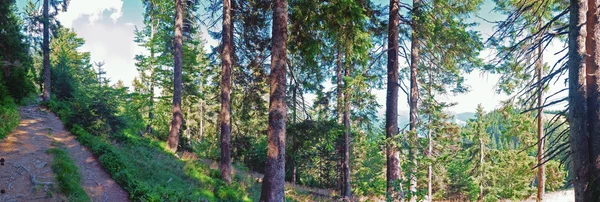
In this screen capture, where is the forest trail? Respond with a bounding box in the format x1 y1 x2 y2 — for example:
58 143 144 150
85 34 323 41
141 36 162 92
0 104 128 202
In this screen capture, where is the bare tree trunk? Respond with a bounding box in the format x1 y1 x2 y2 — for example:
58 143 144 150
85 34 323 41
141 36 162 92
427 65 434 201
148 76 154 135
385 0 404 201
220 0 233 185
42 0 50 101
427 127 432 201
260 0 288 201
479 136 484 201
336 46 344 194
568 0 590 201
342 64 351 200
147 12 158 136
585 0 600 198
536 20 545 202
386 0 403 200
200 99 204 141
409 0 421 201
292 81 297 185
337 48 344 124
166 0 184 153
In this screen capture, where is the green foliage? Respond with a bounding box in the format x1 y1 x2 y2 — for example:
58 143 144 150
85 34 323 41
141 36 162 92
545 160 567 191
351 132 386 197
286 120 344 189
47 144 90 202
39 24 253 201
0 0 36 102
66 124 253 201
440 105 568 201
0 85 19 139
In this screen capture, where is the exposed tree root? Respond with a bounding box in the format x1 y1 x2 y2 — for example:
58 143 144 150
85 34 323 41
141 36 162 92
13 164 53 186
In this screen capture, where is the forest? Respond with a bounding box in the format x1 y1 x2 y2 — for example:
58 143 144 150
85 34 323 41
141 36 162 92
0 0 598 201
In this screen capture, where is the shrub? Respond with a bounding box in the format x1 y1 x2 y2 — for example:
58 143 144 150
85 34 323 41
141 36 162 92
0 84 19 139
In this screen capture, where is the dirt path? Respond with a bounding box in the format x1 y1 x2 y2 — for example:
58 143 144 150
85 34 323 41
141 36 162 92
0 105 128 201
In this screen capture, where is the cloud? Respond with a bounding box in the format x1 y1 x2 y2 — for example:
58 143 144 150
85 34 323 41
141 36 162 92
57 0 123 28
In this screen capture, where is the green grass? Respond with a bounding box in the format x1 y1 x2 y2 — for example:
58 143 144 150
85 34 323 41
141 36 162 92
69 124 256 202
0 96 19 139
47 143 90 202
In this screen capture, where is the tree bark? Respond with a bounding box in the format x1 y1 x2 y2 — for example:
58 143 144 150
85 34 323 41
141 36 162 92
42 0 50 101
427 65 434 201
337 48 344 124
568 0 590 201
409 0 421 201
336 46 344 194
342 62 352 200
147 11 158 136
292 81 297 185
386 0 403 200
536 20 545 202
166 0 185 153
479 135 484 201
220 0 233 185
427 127 432 201
260 0 288 201
585 0 600 198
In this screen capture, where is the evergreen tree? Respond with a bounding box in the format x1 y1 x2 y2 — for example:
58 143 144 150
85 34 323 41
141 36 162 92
386 0 403 200
219 0 234 184
0 0 36 101
166 0 185 152
260 0 288 200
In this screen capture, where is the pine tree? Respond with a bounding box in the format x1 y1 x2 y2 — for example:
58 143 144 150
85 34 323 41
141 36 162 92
385 0 403 200
220 0 233 184
260 0 288 200
167 0 184 152
42 0 50 101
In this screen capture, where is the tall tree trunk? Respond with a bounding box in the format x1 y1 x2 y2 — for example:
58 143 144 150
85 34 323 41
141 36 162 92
292 81 297 185
427 65 434 201
260 0 288 201
200 100 204 141
568 0 589 201
409 0 421 201
166 0 185 153
386 0 403 200
220 0 233 185
479 136 484 201
427 79 433 201
42 0 50 101
336 46 344 194
147 14 158 136
585 0 600 198
337 48 344 124
342 63 351 200
535 20 545 202
427 126 432 201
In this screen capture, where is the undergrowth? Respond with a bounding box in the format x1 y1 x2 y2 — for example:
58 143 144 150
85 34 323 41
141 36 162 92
47 143 90 202
0 93 19 139
69 124 254 202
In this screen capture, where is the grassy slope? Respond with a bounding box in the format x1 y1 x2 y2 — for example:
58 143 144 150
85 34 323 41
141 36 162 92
69 124 256 202
47 143 90 202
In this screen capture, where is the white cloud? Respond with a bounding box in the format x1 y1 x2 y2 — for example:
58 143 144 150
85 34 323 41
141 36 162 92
57 0 123 28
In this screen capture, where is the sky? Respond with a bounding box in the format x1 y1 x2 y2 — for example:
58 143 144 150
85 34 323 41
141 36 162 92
15 0 567 115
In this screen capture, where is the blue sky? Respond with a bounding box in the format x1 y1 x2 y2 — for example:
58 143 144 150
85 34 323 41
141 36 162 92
15 0 567 114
